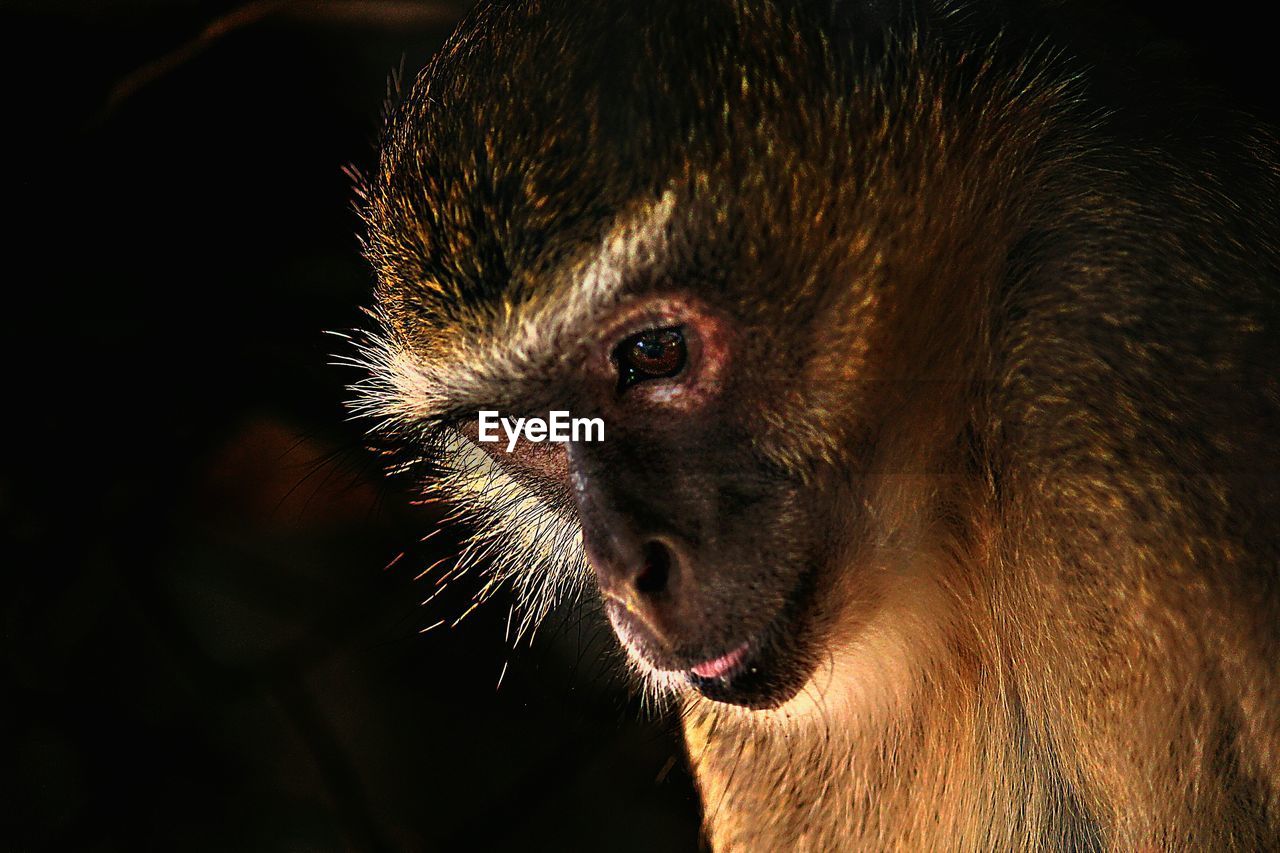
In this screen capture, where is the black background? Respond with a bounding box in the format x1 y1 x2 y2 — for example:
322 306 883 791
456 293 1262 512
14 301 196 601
2 1 1277 850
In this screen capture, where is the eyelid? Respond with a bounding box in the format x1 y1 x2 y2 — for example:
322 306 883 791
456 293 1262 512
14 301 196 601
612 326 666 364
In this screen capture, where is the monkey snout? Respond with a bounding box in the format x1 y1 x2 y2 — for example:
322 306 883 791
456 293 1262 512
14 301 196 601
567 443 731 664
589 535 681 616
584 532 710 657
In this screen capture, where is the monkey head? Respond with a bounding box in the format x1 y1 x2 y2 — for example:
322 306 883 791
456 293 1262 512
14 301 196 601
355 0 1047 715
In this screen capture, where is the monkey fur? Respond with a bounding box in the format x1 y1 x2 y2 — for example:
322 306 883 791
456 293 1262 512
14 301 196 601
353 1 1280 848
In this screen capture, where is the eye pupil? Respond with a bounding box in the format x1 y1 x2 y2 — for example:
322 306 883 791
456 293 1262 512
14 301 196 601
615 327 687 389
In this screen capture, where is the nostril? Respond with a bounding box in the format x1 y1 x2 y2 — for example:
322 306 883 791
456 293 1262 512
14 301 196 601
635 540 673 595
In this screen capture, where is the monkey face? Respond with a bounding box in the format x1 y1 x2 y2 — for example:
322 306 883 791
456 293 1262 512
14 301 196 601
356 0 980 714
357 191 872 711
547 293 831 709
396 272 852 711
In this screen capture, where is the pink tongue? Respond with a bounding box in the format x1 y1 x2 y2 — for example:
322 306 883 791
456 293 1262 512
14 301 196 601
691 644 748 679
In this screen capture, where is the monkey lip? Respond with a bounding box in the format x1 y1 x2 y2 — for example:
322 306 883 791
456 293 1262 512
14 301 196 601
680 565 822 709
605 568 820 710
688 643 750 679
682 624 803 709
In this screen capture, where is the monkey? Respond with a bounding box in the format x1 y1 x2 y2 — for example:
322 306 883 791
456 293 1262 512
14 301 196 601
350 0 1280 848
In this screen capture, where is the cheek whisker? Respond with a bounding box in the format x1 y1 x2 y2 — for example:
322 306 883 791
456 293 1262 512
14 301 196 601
412 555 450 582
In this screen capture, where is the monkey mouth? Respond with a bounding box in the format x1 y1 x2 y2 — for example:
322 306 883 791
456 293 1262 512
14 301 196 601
605 564 821 710
682 607 813 710
689 643 750 679
680 570 819 710
609 595 814 709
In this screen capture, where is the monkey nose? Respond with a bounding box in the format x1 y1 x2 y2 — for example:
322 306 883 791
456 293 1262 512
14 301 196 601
589 536 687 635
634 540 675 596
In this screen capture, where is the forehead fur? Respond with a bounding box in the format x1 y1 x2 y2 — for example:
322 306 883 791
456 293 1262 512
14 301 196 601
362 0 913 334
358 0 1080 430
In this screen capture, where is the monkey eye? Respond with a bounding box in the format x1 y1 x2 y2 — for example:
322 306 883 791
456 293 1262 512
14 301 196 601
613 327 687 390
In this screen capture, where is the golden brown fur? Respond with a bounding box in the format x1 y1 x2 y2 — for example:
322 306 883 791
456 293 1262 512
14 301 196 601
356 1 1280 847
